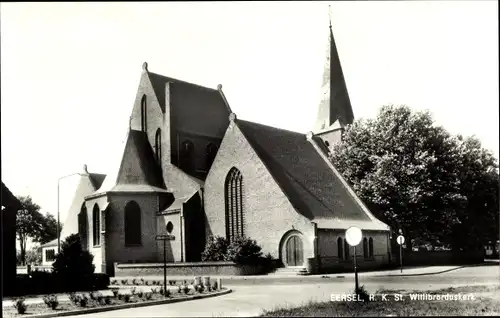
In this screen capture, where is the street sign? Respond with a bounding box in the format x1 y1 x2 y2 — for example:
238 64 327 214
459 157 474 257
397 235 405 245
345 227 362 247
155 234 175 241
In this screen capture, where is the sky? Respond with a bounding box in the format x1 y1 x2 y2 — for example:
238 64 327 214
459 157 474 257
1 1 498 226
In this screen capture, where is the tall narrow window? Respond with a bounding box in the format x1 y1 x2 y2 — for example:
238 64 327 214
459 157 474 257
155 128 162 164
363 237 369 259
344 239 350 260
92 204 100 246
337 237 344 260
225 167 244 242
141 95 147 132
205 143 218 169
125 201 142 246
180 140 194 171
369 237 374 258
78 203 88 249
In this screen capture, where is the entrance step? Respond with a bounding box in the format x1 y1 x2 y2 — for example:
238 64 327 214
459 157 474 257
269 267 309 276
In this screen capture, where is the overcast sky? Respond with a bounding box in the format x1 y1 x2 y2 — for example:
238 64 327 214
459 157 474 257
1 1 498 224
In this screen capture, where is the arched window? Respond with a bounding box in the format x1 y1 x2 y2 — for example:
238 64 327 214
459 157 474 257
206 143 218 169
180 140 194 171
141 95 147 132
369 237 374 258
125 201 142 246
344 239 350 260
225 167 244 242
363 237 369 259
92 204 100 246
78 203 88 249
155 128 162 164
337 237 344 260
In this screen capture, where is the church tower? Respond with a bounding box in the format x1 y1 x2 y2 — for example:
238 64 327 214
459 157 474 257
313 8 354 148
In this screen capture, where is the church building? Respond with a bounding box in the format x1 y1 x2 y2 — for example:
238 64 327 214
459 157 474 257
75 20 392 275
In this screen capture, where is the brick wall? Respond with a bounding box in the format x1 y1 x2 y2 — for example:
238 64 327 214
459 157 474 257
204 120 315 262
157 212 182 262
114 261 265 277
317 229 390 273
129 71 170 167
316 129 343 148
103 194 161 271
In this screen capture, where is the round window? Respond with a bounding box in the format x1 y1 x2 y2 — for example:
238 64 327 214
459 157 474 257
166 221 174 234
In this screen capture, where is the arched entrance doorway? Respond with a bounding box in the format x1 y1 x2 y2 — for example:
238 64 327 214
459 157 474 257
285 235 304 267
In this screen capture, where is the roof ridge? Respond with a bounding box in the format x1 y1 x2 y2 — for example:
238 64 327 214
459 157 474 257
148 71 217 92
237 119 306 137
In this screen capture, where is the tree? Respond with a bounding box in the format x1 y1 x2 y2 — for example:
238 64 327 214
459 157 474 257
329 105 498 250
16 196 63 265
52 234 95 289
16 196 43 265
38 212 62 245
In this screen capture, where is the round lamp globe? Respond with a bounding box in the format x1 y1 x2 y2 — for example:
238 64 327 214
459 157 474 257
345 226 362 247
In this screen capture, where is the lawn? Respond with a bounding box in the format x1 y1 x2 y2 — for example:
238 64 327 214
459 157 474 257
4 285 224 318
262 285 500 317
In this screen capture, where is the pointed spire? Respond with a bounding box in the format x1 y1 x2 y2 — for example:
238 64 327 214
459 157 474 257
313 7 354 133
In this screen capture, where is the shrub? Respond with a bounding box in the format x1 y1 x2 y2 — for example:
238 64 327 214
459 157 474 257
132 278 138 285
13 298 27 314
43 294 59 310
137 291 144 298
104 296 112 305
355 285 370 302
111 289 119 297
123 294 131 303
182 285 190 294
226 236 263 265
121 279 128 285
68 293 79 304
212 281 218 291
151 287 159 294
145 280 150 286
140 278 145 285
131 287 137 295
145 292 153 300
110 279 117 285
196 284 205 293
52 234 95 291
201 236 230 261
79 295 89 307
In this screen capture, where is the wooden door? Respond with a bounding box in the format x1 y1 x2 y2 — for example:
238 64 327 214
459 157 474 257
286 235 304 266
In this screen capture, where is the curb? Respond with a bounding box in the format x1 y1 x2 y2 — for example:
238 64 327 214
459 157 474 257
380 266 465 277
22 288 232 318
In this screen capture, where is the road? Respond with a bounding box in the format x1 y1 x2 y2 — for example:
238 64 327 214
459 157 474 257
62 265 499 318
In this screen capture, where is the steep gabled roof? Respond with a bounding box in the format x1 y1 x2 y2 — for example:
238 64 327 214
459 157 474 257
116 129 165 188
89 173 106 190
89 129 169 198
235 119 374 224
147 71 232 114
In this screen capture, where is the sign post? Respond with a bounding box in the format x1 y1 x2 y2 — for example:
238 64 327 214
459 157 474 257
345 226 362 293
396 235 405 273
155 234 175 296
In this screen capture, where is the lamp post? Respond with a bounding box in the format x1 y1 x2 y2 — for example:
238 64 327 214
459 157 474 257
57 168 87 253
345 226 362 293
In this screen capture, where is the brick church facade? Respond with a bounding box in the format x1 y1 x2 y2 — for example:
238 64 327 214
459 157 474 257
74 21 392 275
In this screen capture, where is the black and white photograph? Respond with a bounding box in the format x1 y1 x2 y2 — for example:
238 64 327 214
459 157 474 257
1 1 499 317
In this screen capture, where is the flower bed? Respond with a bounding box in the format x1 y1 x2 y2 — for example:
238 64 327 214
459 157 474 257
4 283 224 318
